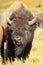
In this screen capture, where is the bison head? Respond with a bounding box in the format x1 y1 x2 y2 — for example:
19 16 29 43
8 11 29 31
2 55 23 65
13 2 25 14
7 8 34 58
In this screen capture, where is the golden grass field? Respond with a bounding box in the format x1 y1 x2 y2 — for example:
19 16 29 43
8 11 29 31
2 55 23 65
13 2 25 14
0 0 43 9
0 0 43 65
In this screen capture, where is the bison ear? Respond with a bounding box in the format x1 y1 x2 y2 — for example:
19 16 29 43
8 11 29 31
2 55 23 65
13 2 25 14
28 17 37 25
7 17 12 26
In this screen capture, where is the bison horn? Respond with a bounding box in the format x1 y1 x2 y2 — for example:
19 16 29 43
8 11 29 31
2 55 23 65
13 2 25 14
7 17 12 25
28 17 37 25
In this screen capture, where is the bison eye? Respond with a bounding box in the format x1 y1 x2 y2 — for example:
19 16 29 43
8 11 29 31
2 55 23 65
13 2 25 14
9 15 14 21
10 29 13 33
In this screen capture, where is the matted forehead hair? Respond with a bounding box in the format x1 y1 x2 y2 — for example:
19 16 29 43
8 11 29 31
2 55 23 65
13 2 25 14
9 7 33 20
9 8 34 30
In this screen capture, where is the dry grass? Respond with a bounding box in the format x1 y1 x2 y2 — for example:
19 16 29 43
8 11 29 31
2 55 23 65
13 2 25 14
0 0 43 9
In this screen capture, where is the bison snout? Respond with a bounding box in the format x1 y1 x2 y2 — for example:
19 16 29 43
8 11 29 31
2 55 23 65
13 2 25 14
14 36 22 45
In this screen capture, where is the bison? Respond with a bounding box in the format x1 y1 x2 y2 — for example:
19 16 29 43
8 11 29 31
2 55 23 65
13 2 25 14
0 1 43 63
0 14 10 63
7 7 34 60
0 1 34 62
7 9 43 61
7 8 43 61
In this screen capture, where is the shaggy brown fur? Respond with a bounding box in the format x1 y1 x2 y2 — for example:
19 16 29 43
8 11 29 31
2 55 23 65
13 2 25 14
8 8 34 61
8 8 43 61
1 1 43 63
0 14 10 63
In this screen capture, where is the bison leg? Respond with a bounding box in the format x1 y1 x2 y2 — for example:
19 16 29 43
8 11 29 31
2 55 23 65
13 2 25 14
4 41 8 62
1 41 4 63
1 40 8 63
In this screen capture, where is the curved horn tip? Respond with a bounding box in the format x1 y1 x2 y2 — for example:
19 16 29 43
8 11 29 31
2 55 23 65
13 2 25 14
28 18 36 25
7 17 12 25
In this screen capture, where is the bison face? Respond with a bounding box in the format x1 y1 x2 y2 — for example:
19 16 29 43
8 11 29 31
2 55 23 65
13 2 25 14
7 8 33 57
8 20 32 56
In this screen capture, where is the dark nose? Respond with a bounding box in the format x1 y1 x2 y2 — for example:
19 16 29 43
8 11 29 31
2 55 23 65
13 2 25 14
14 36 22 45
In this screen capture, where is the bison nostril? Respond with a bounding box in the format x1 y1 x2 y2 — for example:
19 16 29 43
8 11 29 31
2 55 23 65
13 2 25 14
14 37 22 45
16 38 21 42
